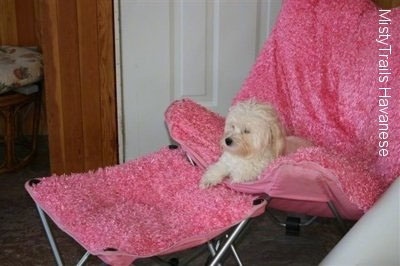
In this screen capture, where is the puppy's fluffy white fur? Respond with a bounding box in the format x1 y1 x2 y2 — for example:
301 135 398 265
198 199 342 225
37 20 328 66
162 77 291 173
200 100 285 188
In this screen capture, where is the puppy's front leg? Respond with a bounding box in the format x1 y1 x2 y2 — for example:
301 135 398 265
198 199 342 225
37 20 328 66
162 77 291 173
199 160 229 189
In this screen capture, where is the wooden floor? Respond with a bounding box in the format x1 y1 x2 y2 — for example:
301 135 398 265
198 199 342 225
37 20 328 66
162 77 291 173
0 137 352 266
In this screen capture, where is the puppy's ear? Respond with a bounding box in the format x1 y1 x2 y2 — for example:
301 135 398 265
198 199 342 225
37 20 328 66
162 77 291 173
257 104 284 157
261 103 285 157
269 122 285 157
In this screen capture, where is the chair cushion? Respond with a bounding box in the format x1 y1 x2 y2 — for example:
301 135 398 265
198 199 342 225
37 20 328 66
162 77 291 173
165 99 382 219
26 147 265 265
166 0 400 218
0 46 43 94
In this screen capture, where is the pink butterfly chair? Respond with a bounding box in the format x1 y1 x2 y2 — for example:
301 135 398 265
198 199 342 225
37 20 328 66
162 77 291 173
27 147 266 266
166 0 400 223
26 0 399 265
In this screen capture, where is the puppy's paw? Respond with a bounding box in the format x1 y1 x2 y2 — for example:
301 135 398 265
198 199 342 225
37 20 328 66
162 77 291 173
199 169 225 189
199 161 229 189
199 175 220 189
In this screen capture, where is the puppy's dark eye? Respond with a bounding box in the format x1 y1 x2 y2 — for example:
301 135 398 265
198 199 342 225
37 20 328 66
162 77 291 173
244 129 250 134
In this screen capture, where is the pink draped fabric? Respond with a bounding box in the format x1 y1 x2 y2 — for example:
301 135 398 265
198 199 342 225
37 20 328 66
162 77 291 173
166 0 400 219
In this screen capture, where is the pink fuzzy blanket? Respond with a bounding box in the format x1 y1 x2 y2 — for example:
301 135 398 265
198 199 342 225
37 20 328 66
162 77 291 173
234 0 400 184
26 147 265 265
166 0 400 220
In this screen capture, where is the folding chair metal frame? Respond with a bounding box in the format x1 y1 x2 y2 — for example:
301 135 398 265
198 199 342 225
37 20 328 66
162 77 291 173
35 197 266 266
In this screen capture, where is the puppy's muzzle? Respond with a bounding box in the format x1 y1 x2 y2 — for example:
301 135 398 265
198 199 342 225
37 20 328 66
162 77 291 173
225 137 233 146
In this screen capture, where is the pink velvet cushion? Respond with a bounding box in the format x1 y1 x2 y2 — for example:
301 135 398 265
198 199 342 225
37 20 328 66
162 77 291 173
26 147 265 265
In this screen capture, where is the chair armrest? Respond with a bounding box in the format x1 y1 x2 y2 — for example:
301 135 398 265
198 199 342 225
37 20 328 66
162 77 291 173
165 98 224 167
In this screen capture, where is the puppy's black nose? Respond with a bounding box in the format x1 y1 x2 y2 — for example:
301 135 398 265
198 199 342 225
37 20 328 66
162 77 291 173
225 137 233 146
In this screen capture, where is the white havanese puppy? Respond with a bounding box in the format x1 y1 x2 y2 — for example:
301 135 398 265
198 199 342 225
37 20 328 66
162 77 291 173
200 100 285 188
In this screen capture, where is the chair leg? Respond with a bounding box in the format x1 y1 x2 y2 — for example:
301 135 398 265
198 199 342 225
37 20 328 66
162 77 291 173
209 235 243 265
35 204 64 266
208 218 250 266
36 204 95 266
327 201 347 234
207 241 222 266
229 242 243 266
76 251 91 266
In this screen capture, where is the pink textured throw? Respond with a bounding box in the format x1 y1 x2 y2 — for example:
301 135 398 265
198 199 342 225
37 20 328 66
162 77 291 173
166 0 400 218
235 0 399 184
26 147 265 265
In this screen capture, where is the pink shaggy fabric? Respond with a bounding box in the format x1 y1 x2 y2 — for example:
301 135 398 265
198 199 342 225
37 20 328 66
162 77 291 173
166 100 365 219
166 0 400 218
235 0 400 184
165 98 225 167
26 147 264 265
